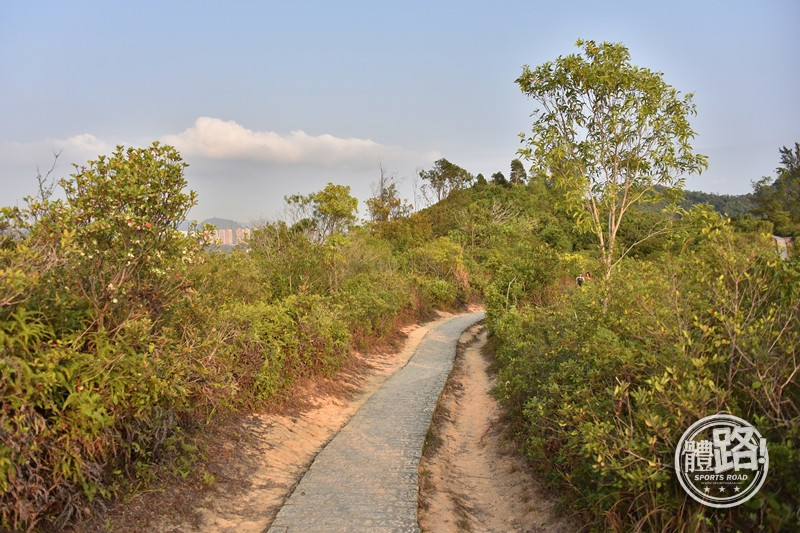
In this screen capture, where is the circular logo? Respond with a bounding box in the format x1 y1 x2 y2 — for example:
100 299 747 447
675 414 768 508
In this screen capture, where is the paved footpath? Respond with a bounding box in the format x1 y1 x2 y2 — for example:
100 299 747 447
268 311 485 533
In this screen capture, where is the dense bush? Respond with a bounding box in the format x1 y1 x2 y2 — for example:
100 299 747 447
0 143 476 530
489 221 800 531
222 294 351 401
1 144 209 530
404 236 471 310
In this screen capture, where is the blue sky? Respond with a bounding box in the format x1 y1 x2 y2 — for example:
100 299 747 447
1 1 798 223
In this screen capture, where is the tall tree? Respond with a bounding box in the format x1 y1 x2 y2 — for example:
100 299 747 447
516 39 707 279
751 142 800 236
419 158 473 204
509 158 527 185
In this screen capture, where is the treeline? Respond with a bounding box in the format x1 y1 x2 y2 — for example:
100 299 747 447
0 144 473 531
677 189 753 218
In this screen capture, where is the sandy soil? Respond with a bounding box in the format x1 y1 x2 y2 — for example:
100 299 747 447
418 324 574 533
75 310 572 532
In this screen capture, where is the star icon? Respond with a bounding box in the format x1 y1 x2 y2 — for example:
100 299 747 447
734 487 740 492
704 487 710 493
719 487 725 493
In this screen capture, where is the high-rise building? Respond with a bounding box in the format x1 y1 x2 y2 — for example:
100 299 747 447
216 228 234 245
235 227 251 243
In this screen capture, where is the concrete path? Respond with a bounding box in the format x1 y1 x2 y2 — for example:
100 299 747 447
773 235 790 260
268 311 485 533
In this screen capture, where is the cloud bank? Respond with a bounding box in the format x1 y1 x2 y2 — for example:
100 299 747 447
0 133 117 169
1 118 437 177
162 117 396 167
0 119 441 220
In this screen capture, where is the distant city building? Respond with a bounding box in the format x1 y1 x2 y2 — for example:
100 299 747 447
213 227 251 246
236 227 251 243
217 228 234 245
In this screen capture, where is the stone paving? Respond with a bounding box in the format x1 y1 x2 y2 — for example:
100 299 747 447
268 311 485 533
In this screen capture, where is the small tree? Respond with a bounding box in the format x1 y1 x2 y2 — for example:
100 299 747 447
751 142 800 237
517 39 708 279
419 158 473 204
491 171 509 187
366 162 412 223
285 183 358 243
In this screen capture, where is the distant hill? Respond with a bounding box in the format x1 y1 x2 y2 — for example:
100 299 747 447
639 187 754 218
678 189 753 217
202 217 245 229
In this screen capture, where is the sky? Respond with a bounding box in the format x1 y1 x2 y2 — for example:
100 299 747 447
1 0 798 224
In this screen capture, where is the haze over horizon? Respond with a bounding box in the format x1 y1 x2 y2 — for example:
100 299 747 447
2 1 798 223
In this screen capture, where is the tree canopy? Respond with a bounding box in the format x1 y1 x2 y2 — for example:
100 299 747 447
751 142 800 236
419 158 473 204
516 39 708 278
285 183 358 243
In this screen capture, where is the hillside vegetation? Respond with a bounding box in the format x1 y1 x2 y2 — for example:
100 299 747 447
2 39 798 531
418 176 798 531
0 144 473 531
0 140 797 532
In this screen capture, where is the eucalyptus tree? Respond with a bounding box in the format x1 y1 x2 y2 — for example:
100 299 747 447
517 39 708 278
509 158 527 185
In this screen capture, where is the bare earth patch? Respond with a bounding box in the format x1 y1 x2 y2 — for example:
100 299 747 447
418 325 575 533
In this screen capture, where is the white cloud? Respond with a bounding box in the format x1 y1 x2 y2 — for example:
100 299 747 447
0 133 116 169
162 117 394 167
0 122 442 219
0 134 121 203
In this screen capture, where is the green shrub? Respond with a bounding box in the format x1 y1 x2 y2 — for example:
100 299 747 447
222 294 350 402
407 237 470 308
0 144 209 530
333 272 415 348
490 224 800 531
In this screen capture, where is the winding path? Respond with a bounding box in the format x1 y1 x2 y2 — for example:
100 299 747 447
268 311 485 533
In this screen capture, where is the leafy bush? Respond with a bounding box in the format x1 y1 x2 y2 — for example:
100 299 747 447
407 237 470 309
333 272 415 348
490 224 800 531
222 295 350 402
0 143 209 530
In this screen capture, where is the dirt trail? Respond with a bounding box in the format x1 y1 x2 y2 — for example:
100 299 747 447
79 311 571 532
418 325 573 533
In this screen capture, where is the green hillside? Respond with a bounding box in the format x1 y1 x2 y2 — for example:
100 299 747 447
2 38 798 531
678 188 753 217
